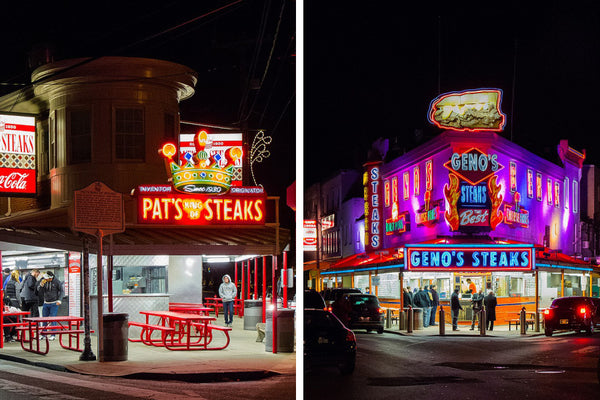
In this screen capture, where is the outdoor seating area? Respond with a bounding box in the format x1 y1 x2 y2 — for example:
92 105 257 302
18 316 88 355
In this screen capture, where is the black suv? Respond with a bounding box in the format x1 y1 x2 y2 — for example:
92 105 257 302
304 289 326 310
323 288 362 309
344 293 385 334
543 296 600 336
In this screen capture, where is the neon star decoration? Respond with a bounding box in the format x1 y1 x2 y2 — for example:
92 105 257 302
159 130 243 194
250 130 272 188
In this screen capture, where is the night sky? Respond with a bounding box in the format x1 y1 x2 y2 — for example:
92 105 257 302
0 0 295 230
305 2 600 187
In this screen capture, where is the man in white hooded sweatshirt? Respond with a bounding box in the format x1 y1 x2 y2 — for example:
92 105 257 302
218 274 237 327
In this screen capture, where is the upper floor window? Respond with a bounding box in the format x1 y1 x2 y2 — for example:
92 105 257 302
68 108 92 164
115 108 144 160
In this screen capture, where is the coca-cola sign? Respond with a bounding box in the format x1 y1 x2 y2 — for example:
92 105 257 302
0 168 35 194
0 113 36 196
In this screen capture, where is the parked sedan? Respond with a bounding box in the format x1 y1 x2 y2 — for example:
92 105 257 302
345 293 385 334
543 296 600 336
304 309 356 375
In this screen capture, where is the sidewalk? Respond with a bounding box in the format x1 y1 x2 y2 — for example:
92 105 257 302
0 316 296 380
384 321 546 337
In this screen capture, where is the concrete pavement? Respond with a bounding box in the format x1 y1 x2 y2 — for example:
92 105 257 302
384 320 546 337
0 316 296 381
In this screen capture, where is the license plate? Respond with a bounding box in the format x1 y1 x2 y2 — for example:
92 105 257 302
559 319 569 325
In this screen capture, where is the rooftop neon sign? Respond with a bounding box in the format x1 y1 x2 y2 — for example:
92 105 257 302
428 88 506 132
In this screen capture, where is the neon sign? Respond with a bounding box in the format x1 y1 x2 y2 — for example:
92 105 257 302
137 191 266 225
364 161 383 251
415 191 440 227
427 88 506 132
444 148 504 232
385 202 409 235
160 130 243 194
504 192 530 228
0 113 36 195
405 244 534 272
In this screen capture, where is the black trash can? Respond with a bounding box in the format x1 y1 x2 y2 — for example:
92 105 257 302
265 308 295 352
102 313 128 362
244 300 263 330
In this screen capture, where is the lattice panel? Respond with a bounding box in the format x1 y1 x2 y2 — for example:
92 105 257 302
0 153 35 169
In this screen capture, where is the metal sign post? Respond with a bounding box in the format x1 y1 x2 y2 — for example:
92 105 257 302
71 181 125 362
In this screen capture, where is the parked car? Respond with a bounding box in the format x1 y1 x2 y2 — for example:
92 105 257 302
344 293 385 334
304 308 356 375
323 288 362 309
543 296 600 336
304 289 326 310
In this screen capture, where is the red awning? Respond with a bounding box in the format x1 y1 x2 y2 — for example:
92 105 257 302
535 247 591 266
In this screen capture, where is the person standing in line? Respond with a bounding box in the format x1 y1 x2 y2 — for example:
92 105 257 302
403 287 413 308
429 285 439 326
4 271 21 309
20 269 41 317
413 287 431 328
470 288 485 330
218 274 237 328
36 272 64 340
451 288 463 331
2 268 11 290
484 290 498 331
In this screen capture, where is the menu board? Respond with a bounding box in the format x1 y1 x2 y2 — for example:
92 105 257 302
68 252 81 317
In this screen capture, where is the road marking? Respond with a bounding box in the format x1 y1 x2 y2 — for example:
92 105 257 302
0 364 208 399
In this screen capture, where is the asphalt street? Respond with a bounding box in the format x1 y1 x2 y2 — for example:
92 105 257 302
0 359 295 400
305 330 600 400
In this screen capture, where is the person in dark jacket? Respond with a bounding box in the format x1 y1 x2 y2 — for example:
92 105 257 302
470 289 485 330
413 287 432 328
37 271 64 340
484 290 498 331
403 287 413 308
4 271 21 309
429 285 440 326
20 269 40 317
451 288 463 331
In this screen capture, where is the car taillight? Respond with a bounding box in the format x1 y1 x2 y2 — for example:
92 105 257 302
327 306 332 312
378 308 384 314
345 329 356 343
544 309 550 315
579 307 587 315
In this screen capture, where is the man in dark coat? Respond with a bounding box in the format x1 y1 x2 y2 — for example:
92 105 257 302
470 289 485 330
484 290 498 331
413 287 432 328
450 288 463 331
429 285 440 326
403 287 413 308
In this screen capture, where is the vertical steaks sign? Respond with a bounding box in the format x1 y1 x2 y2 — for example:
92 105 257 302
443 148 504 232
364 161 383 252
0 113 36 195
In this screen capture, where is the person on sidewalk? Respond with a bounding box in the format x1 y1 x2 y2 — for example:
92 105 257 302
451 288 463 331
470 289 485 330
36 271 64 340
429 284 439 326
4 270 21 309
484 290 497 331
20 269 41 317
218 274 237 328
403 287 413 308
413 287 432 328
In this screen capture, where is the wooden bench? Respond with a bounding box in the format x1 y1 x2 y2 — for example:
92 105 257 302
508 319 535 331
128 321 175 346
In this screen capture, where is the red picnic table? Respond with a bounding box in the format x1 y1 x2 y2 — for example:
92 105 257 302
131 310 231 351
1 310 30 348
203 297 244 317
168 303 213 315
19 316 86 355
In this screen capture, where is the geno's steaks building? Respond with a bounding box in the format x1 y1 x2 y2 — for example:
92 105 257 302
324 89 600 326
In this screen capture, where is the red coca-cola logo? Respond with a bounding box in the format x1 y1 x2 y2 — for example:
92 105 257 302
0 168 35 194
459 208 489 227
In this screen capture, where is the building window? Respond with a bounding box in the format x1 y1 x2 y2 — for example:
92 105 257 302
547 178 553 206
527 169 534 199
68 109 92 164
536 172 542 202
164 113 176 140
49 112 56 170
554 181 560 208
425 159 433 191
413 166 420 197
564 177 569 210
115 108 144 160
403 171 409 200
384 180 390 207
509 161 517 193
392 176 398 203
573 180 578 214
